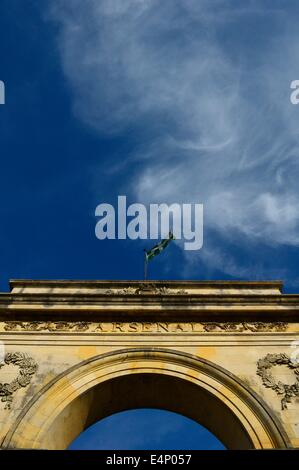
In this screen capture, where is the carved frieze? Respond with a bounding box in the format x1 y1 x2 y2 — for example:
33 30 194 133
202 322 288 332
3 321 289 334
103 284 188 295
0 352 38 409
4 321 89 332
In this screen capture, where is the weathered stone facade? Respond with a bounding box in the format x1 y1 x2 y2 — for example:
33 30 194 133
0 279 298 449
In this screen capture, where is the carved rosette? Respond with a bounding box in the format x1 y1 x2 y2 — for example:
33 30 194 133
257 353 299 410
0 352 38 409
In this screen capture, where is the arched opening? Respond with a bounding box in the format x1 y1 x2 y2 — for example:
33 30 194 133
4 348 289 450
69 409 226 450
59 372 250 449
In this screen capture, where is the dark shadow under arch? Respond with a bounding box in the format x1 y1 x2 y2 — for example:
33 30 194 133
67 371 251 448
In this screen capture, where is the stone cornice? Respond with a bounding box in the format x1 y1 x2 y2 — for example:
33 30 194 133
0 279 298 322
9 279 284 293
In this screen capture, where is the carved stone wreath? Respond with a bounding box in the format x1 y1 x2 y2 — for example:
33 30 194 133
257 353 299 410
0 352 38 409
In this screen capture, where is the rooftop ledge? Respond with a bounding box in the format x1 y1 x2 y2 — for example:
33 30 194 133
8 279 283 296
1 280 299 321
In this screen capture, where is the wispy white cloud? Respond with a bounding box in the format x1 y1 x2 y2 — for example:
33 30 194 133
49 0 299 279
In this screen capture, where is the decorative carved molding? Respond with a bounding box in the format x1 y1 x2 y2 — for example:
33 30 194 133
0 352 38 409
3 321 289 333
119 287 138 295
257 353 299 410
202 322 288 332
4 321 90 332
103 284 188 295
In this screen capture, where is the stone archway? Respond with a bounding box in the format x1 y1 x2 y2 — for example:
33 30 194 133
3 348 289 450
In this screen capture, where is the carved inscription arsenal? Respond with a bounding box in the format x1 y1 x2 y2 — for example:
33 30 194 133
3 321 288 334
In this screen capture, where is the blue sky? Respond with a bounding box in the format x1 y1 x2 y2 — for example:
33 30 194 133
1 0 299 448
69 409 225 450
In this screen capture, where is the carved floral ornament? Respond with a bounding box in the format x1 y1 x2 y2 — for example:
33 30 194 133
103 284 188 295
4 321 91 332
201 322 287 332
0 352 38 410
257 353 299 410
3 321 288 333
